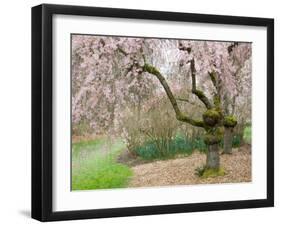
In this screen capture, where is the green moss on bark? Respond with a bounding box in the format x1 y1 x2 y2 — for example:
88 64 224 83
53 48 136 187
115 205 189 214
213 94 220 107
203 133 220 145
203 109 221 126
143 64 161 76
223 115 237 128
203 127 223 145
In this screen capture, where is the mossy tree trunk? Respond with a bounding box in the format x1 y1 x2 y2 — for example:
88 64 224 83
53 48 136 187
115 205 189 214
206 143 220 169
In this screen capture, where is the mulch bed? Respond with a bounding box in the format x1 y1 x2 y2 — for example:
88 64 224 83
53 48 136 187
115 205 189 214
127 145 251 187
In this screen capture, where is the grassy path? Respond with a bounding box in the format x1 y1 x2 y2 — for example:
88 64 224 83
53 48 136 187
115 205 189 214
72 138 132 190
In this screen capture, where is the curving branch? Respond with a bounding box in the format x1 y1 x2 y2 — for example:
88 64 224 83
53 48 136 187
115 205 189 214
208 71 218 93
143 63 205 128
189 59 213 109
208 71 222 108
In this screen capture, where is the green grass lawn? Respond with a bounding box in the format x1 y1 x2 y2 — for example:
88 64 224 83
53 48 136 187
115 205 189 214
72 138 132 190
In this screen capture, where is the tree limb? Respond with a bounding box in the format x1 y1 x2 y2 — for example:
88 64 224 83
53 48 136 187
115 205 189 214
208 71 222 108
189 59 213 109
208 71 219 93
143 63 205 128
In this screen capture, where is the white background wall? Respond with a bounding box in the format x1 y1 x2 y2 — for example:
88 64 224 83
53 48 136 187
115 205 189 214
0 0 279 225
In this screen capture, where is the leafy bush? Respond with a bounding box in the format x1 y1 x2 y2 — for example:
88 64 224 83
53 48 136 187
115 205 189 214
192 137 208 153
243 126 251 144
232 134 242 147
228 126 251 148
219 133 242 148
134 135 207 160
122 97 180 157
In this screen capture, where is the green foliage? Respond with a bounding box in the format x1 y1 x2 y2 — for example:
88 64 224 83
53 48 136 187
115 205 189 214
192 137 208 153
72 139 132 190
219 133 242 148
219 126 251 148
232 134 242 147
134 135 207 160
243 126 251 144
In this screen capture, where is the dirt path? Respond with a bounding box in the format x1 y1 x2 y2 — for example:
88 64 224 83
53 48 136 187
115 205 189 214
128 147 251 187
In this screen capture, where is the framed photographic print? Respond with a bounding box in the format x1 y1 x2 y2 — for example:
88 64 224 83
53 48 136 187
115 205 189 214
31 4 274 221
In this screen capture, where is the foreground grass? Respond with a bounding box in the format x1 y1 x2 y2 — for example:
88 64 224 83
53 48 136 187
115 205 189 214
72 138 132 190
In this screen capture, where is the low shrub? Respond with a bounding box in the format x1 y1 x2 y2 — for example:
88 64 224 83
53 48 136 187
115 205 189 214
232 134 242 147
243 126 251 144
219 133 242 148
134 135 207 160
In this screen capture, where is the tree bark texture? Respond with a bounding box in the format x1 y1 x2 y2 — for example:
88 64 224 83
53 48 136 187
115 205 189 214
206 143 220 169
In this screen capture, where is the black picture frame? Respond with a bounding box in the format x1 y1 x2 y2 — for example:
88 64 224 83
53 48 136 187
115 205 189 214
32 3 274 222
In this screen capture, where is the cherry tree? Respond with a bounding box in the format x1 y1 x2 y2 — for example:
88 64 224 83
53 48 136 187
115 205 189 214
72 35 251 174
219 43 252 153
139 40 251 172
72 35 157 135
